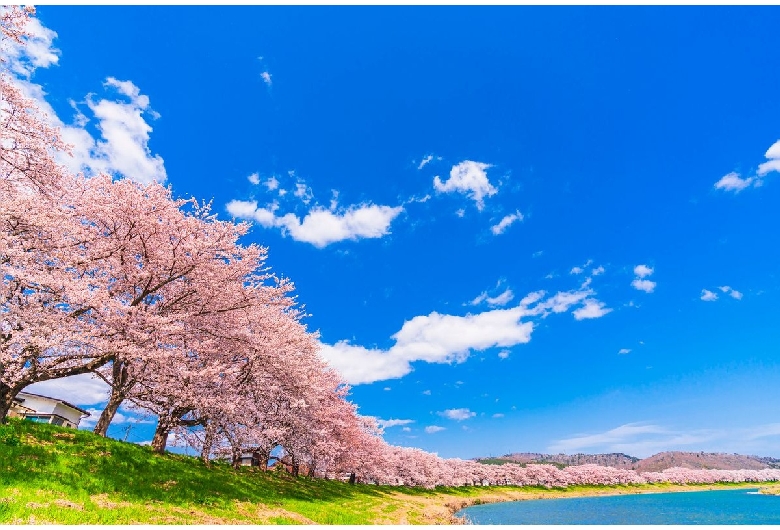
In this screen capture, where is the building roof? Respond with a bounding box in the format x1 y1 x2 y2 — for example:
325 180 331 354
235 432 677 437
17 391 91 417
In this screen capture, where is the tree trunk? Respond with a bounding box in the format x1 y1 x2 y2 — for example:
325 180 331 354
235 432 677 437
93 389 125 436
0 382 20 423
231 444 243 469
151 421 170 454
201 423 215 467
94 359 131 436
291 455 299 477
348 472 356 485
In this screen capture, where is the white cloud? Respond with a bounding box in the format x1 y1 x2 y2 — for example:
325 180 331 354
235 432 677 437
402 427 411 432
25 373 110 406
422 390 431 395
572 299 613 320
260 71 272 87
424 425 445 434
389 308 534 364
633 264 653 278
319 305 535 385
4 23 166 187
758 140 780 177
417 154 434 170
320 283 610 385
318 341 411 386
264 176 280 191
714 140 780 193
293 182 313 204
498 349 510 360
439 408 476 421
630 265 656 293
592 266 605 276
618 348 631 355
69 77 166 185
247 172 261 185
631 279 656 293
714 172 756 193
492 413 504 418
226 200 404 248
570 266 584 275
375 418 415 429
491 210 523 235
433 160 498 210
701 289 718 302
470 288 514 307
718 286 743 300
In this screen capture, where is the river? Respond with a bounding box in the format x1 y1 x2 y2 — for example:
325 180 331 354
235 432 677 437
456 488 780 524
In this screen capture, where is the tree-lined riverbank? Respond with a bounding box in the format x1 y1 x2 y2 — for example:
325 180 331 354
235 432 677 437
2 420 778 525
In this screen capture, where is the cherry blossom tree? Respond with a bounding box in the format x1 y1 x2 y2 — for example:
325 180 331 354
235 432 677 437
1 7 116 420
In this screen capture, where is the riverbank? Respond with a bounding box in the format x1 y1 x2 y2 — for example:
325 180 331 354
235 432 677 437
382 482 775 524
1 420 777 524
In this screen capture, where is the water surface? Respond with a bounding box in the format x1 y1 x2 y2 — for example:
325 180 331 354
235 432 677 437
457 488 780 525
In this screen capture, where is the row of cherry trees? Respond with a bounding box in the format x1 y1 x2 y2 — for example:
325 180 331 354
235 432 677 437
3 8 779 490
1 7 381 474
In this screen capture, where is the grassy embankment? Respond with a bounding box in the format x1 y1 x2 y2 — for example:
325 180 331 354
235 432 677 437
1 419 775 525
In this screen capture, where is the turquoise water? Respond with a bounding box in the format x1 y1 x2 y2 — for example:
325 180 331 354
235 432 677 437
457 489 780 525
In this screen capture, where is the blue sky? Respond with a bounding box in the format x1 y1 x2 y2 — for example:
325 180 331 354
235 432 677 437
14 6 780 459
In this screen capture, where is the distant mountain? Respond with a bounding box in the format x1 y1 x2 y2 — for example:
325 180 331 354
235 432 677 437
634 452 780 472
476 451 780 471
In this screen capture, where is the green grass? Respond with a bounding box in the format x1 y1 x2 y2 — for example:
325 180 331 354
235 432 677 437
0 418 434 524
2 419 776 524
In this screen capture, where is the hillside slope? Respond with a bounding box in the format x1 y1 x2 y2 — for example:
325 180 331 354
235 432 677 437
0 419 464 524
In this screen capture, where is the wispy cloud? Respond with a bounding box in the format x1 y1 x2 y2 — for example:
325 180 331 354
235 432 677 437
548 422 721 458
714 172 757 193
417 154 441 170
439 408 476 421
375 418 415 429
572 299 613 320
470 288 515 308
491 210 523 235
718 286 743 300
618 348 631 354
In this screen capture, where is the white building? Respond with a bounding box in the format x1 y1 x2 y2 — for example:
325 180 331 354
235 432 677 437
9 391 90 428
